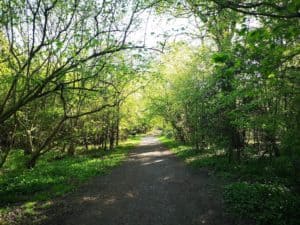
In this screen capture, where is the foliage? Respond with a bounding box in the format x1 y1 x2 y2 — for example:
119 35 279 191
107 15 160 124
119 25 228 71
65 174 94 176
0 0 156 168
0 136 140 205
224 182 300 225
160 136 300 225
150 0 300 162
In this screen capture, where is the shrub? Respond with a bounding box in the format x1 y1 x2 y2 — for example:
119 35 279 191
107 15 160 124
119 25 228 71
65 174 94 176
224 182 300 225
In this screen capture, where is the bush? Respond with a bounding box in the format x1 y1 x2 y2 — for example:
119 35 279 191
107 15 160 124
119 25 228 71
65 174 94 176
163 129 174 139
224 182 300 225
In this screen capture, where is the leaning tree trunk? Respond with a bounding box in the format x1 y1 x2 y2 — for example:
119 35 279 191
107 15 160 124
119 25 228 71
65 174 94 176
0 148 10 168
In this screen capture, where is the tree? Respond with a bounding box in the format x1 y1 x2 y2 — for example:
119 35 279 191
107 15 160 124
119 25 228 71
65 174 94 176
0 0 161 168
150 0 300 163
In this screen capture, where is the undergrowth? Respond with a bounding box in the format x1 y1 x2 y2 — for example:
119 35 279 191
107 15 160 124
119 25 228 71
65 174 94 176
159 136 300 225
0 136 140 223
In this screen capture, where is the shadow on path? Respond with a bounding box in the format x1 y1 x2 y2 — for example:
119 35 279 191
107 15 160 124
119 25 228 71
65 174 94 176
40 136 241 225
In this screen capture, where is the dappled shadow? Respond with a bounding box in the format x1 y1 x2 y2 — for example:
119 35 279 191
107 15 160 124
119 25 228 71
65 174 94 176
175 148 203 160
77 143 134 159
35 136 246 225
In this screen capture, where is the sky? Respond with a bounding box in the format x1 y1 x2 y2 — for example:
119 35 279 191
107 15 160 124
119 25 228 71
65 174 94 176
129 9 201 49
129 8 261 50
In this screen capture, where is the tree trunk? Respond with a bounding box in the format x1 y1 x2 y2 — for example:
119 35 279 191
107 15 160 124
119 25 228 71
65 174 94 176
68 142 75 156
109 134 114 150
0 148 10 168
61 143 66 153
228 125 245 162
23 146 32 155
264 132 280 157
116 120 120 147
26 152 40 169
84 137 89 151
116 102 120 146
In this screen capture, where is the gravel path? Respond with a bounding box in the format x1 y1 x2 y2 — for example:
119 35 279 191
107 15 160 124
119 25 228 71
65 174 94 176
42 136 236 225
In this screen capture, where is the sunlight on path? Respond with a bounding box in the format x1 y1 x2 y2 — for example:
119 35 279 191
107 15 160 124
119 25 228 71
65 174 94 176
139 136 159 146
42 136 232 225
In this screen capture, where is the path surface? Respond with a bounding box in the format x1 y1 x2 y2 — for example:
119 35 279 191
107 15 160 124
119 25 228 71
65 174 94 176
42 136 237 225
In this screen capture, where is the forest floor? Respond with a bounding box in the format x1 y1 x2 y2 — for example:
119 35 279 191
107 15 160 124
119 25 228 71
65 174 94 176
35 136 247 225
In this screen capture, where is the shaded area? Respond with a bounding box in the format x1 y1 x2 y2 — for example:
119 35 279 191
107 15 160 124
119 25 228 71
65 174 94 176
39 137 247 225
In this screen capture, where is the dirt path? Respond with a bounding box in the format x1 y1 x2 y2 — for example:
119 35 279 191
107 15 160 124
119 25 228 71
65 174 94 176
41 136 237 225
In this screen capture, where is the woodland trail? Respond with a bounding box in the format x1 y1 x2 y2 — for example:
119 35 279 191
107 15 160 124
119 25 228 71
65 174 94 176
41 136 242 225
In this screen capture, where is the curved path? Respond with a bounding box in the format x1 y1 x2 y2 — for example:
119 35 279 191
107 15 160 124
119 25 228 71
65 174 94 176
42 136 238 225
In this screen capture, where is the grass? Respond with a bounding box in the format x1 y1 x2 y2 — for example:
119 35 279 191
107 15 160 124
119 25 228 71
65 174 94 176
0 136 141 224
159 136 300 225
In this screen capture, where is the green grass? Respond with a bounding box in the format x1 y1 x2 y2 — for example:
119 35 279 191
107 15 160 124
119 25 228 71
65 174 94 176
159 136 300 225
0 136 140 217
159 136 297 184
